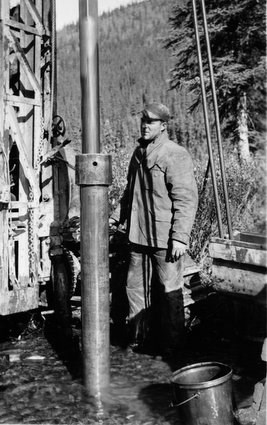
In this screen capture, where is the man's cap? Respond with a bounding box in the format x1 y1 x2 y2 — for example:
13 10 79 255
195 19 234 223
142 102 170 122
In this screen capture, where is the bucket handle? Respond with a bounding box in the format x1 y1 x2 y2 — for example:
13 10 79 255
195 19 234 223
170 391 200 408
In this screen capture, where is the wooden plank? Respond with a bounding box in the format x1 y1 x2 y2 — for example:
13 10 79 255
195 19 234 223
4 18 41 36
7 104 38 287
0 1 9 20
7 104 40 201
212 263 267 300
33 0 42 171
5 27 41 95
209 241 267 268
38 0 53 245
8 231 18 288
10 201 28 208
20 0 38 287
9 200 29 289
40 0 55 272
10 201 27 218
0 209 9 293
183 252 201 276
0 2 10 294
211 236 267 251
6 93 41 106
0 286 39 315
9 202 28 242
24 0 43 32
238 232 267 246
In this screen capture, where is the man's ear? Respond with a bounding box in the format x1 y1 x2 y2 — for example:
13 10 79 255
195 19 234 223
161 121 167 132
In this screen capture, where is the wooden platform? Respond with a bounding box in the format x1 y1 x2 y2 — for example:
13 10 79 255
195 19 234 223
209 232 267 302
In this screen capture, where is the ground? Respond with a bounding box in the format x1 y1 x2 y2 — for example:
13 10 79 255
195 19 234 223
0 299 265 425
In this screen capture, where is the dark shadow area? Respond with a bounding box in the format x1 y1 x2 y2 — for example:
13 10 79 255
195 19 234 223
43 312 82 380
0 311 42 343
0 308 82 381
139 383 180 424
0 309 82 382
109 227 130 348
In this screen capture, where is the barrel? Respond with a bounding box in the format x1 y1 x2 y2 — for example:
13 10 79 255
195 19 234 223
171 362 234 425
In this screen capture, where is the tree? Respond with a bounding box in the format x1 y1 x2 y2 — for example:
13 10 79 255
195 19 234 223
166 0 266 160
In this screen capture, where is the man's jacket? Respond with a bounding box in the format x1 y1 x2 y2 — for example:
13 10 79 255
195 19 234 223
112 133 198 248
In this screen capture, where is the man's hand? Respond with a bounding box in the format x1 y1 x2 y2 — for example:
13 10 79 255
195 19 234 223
170 240 187 262
109 217 118 227
109 218 120 233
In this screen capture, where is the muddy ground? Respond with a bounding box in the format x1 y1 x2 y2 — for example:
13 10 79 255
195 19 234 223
0 296 265 425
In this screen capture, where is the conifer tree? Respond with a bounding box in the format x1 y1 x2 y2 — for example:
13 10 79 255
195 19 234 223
166 0 266 160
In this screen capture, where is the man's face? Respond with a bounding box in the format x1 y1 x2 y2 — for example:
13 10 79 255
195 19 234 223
140 112 166 142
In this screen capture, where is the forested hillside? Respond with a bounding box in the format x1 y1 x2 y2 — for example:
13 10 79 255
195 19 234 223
57 0 205 156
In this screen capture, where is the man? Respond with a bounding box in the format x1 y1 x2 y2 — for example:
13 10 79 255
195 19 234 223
110 102 198 359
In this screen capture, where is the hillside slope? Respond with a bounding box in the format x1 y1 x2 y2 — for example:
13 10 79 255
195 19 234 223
56 0 199 151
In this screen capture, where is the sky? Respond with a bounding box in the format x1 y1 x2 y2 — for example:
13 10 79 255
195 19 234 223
56 0 144 30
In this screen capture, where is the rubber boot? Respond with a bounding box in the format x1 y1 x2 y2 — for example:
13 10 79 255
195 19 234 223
160 288 185 360
128 309 149 351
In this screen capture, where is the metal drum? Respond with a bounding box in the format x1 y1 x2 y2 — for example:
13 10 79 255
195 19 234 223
171 362 234 425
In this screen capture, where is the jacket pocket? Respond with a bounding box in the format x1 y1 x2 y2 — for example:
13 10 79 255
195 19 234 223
143 164 165 193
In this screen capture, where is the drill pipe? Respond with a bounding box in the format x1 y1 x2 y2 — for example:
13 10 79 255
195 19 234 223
199 0 233 239
78 0 111 396
192 0 223 237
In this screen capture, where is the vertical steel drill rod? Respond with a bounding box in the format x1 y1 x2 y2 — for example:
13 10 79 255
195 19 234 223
79 0 100 154
192 0 223 237
200 0 233 239
78 0 111 396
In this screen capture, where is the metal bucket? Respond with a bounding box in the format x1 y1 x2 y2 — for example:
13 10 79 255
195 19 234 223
171 362 234 425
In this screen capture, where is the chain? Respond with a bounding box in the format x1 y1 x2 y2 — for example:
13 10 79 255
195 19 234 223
35 115 45 172
28 188 36 285
28 110 45 285
28 0 54 285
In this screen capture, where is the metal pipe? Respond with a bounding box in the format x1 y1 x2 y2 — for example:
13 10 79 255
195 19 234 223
200 0 233 239
78 0 111 396
192 0 223 237
79 0 100 154
76 155 112 396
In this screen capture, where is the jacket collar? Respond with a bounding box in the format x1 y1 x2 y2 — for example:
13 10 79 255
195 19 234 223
138 131 168 150
135 132 169 166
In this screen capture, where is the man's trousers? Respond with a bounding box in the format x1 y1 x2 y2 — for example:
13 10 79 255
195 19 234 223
126 243 185 353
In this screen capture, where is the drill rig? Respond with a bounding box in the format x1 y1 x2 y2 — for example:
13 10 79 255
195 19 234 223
0 0 77 316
